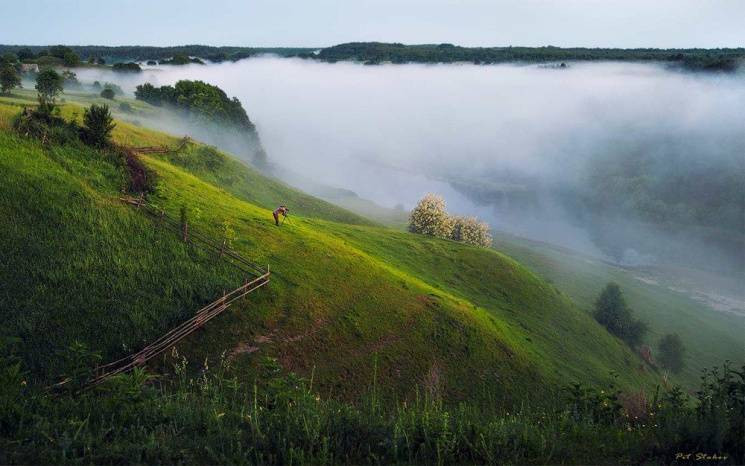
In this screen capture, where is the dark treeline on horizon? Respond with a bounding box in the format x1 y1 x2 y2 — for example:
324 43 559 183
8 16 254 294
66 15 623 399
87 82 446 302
1 42 744 71
312 42 745 71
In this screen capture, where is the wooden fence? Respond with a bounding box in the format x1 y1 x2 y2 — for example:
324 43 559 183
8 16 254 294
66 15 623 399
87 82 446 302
76 196 270 388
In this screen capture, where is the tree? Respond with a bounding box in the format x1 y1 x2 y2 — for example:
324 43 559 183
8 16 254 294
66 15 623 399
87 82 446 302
451 216 492 247
80 104 115 148
35 68 64 110
409 194 454 239
0 64 21 95
658 333 685 373
63 51 81 67
17 48 34 61
1 52 18 65
61 70 80 89
593 283 647 347
49 45 73 59
100 87 115 100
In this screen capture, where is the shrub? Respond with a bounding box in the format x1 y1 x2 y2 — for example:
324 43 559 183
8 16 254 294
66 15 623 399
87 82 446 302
100 87 115 100
80 104 115 148
593 283 647 347
12 107 80 145
409 194 454 238
657 333 685 373
103 82 123 95
118 102 132 112
451 215 492 247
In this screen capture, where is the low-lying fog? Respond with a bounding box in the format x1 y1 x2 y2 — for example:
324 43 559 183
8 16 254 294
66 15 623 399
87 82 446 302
74 58 745 283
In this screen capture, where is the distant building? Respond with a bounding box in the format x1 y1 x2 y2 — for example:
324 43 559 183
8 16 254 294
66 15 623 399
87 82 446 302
20 63 39 73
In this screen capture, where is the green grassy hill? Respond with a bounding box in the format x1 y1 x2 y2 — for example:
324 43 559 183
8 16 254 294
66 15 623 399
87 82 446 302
0 94 660 403
492 233 745 389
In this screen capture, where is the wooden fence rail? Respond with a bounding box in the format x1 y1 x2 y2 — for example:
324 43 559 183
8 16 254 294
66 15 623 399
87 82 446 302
64 196 270 389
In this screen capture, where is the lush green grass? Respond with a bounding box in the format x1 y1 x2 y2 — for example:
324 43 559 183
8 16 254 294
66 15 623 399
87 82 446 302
0 130 241 381
2 354 742 465
492 233 745 389
0 95 662 403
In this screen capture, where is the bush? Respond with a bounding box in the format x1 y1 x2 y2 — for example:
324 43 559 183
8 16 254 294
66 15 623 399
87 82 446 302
409 194 454 238
80 104 115 148
409 194 493 247
12 107 80 145
103 82 123 95
657 333 685 373
100 87 115 100
118 102 132 112
451 216 492 247
593 283 647 347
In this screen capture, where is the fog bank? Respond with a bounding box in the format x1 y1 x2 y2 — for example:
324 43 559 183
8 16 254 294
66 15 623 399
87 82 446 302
76 58 745 275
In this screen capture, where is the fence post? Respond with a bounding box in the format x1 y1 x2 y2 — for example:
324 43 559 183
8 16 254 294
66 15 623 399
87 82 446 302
180 206 189 242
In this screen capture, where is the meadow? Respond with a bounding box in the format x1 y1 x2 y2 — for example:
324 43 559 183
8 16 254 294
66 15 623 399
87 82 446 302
0 90 742 463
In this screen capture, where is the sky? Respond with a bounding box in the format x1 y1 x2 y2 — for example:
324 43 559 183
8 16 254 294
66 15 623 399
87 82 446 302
2 0 745 48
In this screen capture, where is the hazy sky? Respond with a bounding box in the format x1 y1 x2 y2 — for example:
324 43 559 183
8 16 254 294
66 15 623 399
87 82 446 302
3 0 745 48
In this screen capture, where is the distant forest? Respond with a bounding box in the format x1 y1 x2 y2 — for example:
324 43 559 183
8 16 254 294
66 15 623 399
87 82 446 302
1 42 744 71
310 42 745 71
0 45 314 63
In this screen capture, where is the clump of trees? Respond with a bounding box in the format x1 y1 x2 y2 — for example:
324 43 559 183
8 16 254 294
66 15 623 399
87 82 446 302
134 80 266 166
111 62 141 72
593 283 647 347
657 333 686 373
100 87 115 100
159 54 204 65
409 194 492 247
134 81 253 131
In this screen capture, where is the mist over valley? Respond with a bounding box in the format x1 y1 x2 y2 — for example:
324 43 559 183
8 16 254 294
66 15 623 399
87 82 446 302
71 58 745 286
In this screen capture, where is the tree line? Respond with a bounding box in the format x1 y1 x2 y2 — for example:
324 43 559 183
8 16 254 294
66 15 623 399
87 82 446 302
309 42 744 71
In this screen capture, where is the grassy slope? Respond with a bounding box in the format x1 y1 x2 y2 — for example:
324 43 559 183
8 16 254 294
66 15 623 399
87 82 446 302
0 94 659 403
492 233 745 388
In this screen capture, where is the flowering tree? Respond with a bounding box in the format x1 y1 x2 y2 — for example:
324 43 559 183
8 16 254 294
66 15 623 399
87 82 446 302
408 194 454 239
451 216 493 247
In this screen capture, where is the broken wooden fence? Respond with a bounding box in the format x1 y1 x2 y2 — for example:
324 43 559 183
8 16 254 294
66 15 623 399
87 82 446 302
79 196 270 388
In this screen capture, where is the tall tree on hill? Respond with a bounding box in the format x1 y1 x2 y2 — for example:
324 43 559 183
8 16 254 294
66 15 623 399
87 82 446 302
35 69 64 112
593 282 647 347
658 333 686 373
0 64 21 95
